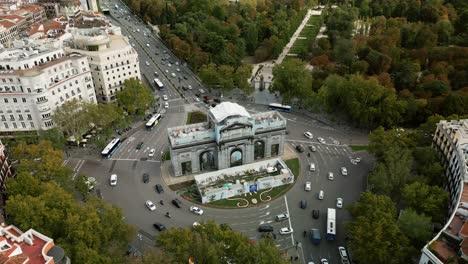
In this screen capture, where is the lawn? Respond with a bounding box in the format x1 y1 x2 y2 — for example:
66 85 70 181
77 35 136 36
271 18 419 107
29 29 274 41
350 145 369 151
187 111 207 124
290 15 322 54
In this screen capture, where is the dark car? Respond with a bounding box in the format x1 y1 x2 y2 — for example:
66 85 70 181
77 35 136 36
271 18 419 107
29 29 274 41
195 93 200 97
183 76 188 80
296 145 305 153
258 225 274 232
312 209 320 219
308 145 317 152
136 142 144 150
300 200 307 209
214 98 221 103
142 173 149 183
155 184 164 193
172 198 182 208
153 223 166 231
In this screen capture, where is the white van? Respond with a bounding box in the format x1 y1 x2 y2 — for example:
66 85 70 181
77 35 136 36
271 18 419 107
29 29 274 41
318 190 324 200
310 163 316 171
110 174 117 186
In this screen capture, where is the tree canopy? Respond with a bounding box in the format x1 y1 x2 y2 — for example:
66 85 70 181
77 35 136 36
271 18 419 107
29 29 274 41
116 78 155 116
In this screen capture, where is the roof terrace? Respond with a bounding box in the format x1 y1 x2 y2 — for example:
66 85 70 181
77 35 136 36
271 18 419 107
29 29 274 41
168 122 215 147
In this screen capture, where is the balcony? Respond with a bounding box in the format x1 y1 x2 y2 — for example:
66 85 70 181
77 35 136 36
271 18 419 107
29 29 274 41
36 99 48 104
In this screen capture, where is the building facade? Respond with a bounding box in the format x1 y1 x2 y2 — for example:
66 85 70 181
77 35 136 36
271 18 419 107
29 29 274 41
420 119 468 264
0 42 96 135
0 140 12 192
0 20 18 46
65 28 140 103
168 102 287 177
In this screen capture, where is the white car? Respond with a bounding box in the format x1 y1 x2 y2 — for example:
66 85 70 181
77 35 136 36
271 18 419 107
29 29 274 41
164 102 169 108
317 137 326 144
188 85 192 90
110 174 117 186
145 200 156 211
176 68 181 72
305 182 311 191
168 63 172 67
190 206 204 215
145 61 150 66
309 163 316 171
341 167 347 176
321 259 328 264
338 246 349 261
279 227 294 235
336 198 343 208
199 89 205 94
146 43 150 47
304 131 313 139
175 61 179 66
149 149 155 157
131 43 135 47
328 172 334 180
194 97 200 102
165 69 169 74
163 95 168 100
171 72 176 78
193 222 200 227
137 28 140 32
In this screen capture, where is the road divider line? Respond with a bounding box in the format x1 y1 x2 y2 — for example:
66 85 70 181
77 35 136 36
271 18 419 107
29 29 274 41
284 196 294 246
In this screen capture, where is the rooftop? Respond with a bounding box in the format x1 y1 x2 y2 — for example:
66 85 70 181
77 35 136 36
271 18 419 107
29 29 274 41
210 102 251 123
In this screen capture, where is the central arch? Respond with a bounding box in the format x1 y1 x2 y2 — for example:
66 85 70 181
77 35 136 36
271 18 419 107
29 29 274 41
230 148 243 167
199 150 215 171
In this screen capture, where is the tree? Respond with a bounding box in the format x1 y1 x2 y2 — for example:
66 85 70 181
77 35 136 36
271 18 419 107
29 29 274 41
157 221 287 264
368 127 416 161
347 192 411 264
53 99 93 144
116 78 155 116
441 93 468 116
271 59 313 103
199 63 221 87
413 147 445 186
398 209 433 248
402 182 449 222
333 38 356 68
234 64 254 94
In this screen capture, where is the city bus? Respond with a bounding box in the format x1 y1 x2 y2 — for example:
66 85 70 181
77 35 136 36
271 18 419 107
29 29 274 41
153 78 164 90
145 114 162 130
268 103 292 112
101 138 121 158
326 208 336 240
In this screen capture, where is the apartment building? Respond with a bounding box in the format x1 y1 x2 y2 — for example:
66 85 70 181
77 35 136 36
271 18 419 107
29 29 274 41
420 119 468 264
0 19 17 46
0 42 96 135
65 27 140 103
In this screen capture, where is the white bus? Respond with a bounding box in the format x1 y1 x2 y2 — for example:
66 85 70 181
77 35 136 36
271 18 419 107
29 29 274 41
101 138 121 158
153 78 164 90
326 208 336 240
268 103 292 112
145 114 162 130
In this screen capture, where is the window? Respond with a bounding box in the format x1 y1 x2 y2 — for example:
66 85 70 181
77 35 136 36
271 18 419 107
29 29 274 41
9 115 14 121
21 122 25 128
22 98 26 103
30 122 34 128
0 115 5 121
13 98 17 103
18 114 23 120
3 123 8 129
12 122 17 128
27 114 32 120
4 98 7 103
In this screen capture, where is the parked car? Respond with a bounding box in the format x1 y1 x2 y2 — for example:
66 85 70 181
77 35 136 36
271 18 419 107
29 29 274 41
258 225 274 232
275 213 289 222
312 209 320 219
142 173 149 183
153 223 166 231
172 198 182 208
155 184 164 193
279 227 294 235
145 200 156 211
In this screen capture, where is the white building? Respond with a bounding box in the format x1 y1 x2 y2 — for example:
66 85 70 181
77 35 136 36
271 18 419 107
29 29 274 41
64 27 140 103
0 41 96 135
420 119 468 264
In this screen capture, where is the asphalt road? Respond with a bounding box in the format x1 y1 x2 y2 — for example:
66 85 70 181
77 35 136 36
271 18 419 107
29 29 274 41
65 4 373 263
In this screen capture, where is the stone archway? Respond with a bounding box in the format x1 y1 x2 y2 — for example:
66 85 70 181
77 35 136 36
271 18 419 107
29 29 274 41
254 140 265 160
199 150 215 171
230 148 243 167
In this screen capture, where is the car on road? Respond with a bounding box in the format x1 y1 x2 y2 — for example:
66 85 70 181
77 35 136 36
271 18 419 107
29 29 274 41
168 63 172 67
279 227 294 235
154 71 158 76
328 172 334 180
300 200 307 209
336 198 343 208
145 200 156 211
338 246 350 263
199 89 205 94
355 157 361 163
172 198 182 208
320 259 328 264
275 213 289 222
312 209 320 219
110 174 117 186
194 97 200 102
258 225 273 232
193 222 200 227
308 145 316 152
136 142 144 150
183 75 188 80
304 131 313 139
164 102 169 108
146 43 150 47
309 163 316 171
142 173 149 183
149 149 155 157
137 29 140 32
131 43 135 47
317 137 326 144
145 61 150 66
163 95 168 100
176 68 180 72
295 144 305 153
305 182 311 191
171 72 176 78
318 190 324 200
188 85 192 90
155 184 164 193
190 206 204 215
153 223 166 231
341 167 348 175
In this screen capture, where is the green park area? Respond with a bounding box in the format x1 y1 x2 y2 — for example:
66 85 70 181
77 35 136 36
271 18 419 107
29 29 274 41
186 111 207 125
290 15 322 54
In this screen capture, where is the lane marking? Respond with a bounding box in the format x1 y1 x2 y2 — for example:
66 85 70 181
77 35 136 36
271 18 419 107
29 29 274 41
284 196 294 245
